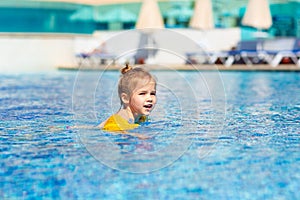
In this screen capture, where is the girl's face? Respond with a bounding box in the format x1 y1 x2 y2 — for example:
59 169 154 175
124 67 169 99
129 81 156 117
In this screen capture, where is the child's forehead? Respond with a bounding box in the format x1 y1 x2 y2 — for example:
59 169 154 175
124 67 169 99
135 77 156 85
134 81 156 90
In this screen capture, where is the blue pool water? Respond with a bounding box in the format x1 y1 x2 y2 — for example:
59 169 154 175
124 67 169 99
0 71 299 199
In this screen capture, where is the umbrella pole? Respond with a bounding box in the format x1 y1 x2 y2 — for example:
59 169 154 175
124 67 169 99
146 32 155 64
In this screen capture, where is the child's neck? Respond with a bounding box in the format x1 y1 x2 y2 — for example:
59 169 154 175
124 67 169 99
118 107 141 124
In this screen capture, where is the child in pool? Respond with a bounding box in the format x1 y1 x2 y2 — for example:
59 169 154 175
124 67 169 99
98 63 157 132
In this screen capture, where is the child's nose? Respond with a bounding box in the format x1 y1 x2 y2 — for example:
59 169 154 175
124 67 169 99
147 95 153 102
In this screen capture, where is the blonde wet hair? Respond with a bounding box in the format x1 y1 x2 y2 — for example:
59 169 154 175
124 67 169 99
118 63 156 105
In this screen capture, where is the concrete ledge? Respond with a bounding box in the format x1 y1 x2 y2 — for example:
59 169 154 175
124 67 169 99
58 64 300 72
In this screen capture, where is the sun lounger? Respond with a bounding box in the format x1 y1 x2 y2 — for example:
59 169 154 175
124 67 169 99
185 38 300 68
263 38 300 67
185 51 234 66
229 38 300 67
76 52 116 67
266 50 298 67
295 51 300 67
75 53 91 67
185 51 212 64
185 40 270 67
231 40 272 66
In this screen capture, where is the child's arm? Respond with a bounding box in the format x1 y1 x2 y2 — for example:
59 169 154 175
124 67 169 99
49 125 97 131
72 125 98 129
97 120 106 129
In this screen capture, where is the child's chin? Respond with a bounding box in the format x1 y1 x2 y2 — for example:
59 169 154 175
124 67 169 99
143 112 151 116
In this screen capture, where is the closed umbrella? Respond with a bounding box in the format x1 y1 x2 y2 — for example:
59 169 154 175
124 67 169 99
242 0 272 50
135 0 164 64
189 0 214 29
135 0 164 29
241 0 272 30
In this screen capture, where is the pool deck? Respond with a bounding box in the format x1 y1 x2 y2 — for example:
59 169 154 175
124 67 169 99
58 64 300 71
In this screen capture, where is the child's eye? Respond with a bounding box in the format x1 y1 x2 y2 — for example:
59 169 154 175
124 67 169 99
139 92 146 95
151 92 156 95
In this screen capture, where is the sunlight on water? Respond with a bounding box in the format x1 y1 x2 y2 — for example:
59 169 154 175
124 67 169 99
0 71 299 199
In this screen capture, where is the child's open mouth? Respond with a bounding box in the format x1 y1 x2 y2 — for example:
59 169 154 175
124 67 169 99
143 104 153 109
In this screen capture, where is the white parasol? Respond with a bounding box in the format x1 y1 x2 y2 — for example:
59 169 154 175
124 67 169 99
189 0 214 30
242 0 272 30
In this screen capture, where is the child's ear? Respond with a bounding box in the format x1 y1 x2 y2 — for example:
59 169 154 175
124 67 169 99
121 93 130 104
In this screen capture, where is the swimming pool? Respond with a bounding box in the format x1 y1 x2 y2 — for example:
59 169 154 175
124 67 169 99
0 70 299 199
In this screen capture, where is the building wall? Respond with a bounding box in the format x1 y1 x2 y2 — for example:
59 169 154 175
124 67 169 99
0 34 76 72
0 1 299 36
0 28 241 72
